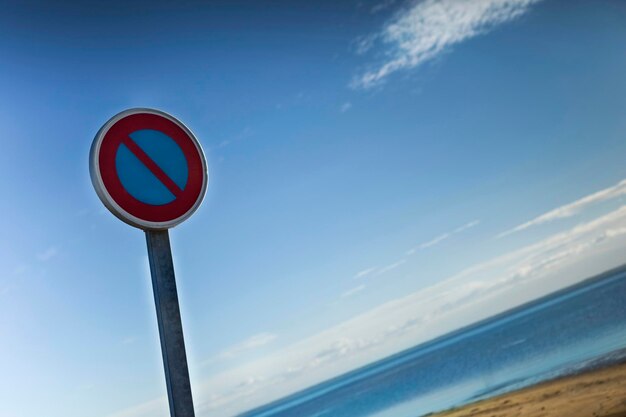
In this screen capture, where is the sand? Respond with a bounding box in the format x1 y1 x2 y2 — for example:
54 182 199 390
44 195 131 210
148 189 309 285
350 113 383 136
429 362 626 417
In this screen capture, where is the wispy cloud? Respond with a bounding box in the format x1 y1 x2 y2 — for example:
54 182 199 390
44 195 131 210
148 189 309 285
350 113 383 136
121 336 137 346
12 265 29 275
354 267 377 279
370 0 398 14
354 35 377 55
340 102 353 113
214 333 278 361
37 246 58 262
211 127 254 151
2 252 56 297
453 219 481 233
407 220 479 255
354 259 407 281
498 179 626 238
354 220 479 287
0 285 11 296
352 0 542 88
376 259 406 275
105 398 168 417
342 285 366 298
414 234 449 251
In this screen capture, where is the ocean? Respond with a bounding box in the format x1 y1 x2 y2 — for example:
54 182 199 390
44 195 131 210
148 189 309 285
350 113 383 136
238 265 626 417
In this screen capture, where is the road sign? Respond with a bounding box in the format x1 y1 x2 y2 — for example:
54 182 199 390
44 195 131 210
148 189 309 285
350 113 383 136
90 108 206 417
90 108 208 230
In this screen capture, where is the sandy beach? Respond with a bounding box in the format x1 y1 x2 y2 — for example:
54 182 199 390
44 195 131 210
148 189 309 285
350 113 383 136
429 362 626 417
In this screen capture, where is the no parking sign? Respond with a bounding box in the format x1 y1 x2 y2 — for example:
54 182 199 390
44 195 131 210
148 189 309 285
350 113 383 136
90 108 208 230
90 108 207 417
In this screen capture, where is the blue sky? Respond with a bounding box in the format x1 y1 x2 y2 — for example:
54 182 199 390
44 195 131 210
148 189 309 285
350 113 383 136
1 1 626 416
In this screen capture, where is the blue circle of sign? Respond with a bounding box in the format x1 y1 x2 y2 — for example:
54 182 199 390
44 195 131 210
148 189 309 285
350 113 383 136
115 129 189 206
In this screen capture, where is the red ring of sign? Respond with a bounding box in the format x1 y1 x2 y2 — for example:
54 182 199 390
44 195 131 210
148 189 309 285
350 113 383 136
98 112 204 223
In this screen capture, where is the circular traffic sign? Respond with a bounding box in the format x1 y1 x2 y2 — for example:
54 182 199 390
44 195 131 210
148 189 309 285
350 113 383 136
90 108 208 230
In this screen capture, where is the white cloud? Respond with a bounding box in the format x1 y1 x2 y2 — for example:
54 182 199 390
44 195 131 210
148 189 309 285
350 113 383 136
413 234 449 251
37 246 58 262
354 35 377 55
376 259 407 275
12 264 29 275
215 333 278 361
498 179 626 238
353 221 479 297
407 219 479 254
454 219 480 233
342 285 366 298
121 336 137 346
353 0 542 88
354 267 377 279
110 204 626 417
105 398 168 417
211 127 254 151
371 0 398 14
340 102 353 112
353 257 410 284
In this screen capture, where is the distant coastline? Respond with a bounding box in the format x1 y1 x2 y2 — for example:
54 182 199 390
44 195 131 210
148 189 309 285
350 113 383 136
238 263 626 417
426 354 626 417
239 263 626 417
467 346 626 402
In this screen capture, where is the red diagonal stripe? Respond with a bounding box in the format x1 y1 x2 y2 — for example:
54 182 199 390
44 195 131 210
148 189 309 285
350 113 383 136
121 136 183 198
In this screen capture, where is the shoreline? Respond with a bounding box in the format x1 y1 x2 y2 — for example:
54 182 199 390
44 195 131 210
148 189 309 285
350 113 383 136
426 360 626 417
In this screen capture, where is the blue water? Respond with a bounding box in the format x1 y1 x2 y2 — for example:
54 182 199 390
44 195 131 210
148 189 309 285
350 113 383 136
239 266 626 417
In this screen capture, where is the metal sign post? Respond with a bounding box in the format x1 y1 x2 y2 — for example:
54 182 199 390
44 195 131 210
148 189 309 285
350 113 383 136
146 230 195 417
90 108 208 417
